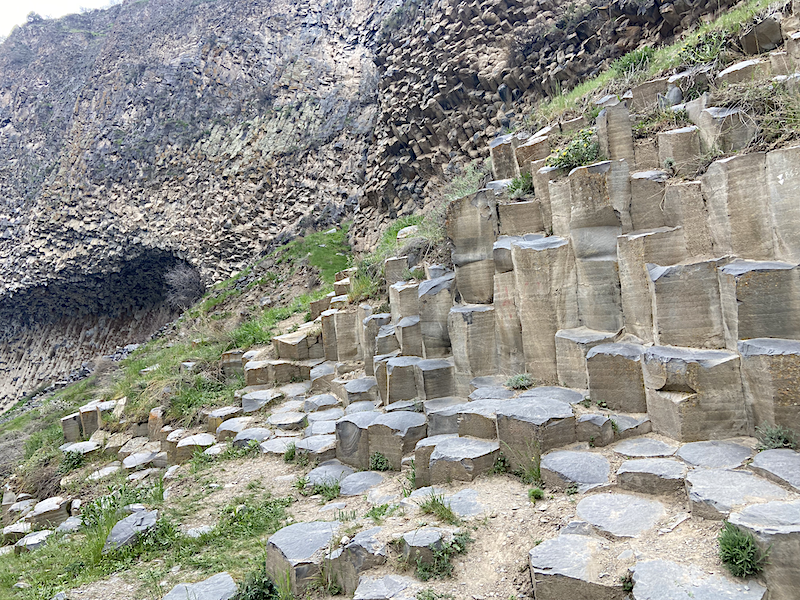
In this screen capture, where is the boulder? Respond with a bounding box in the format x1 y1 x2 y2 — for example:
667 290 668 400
617 458 687 494
368 413 427 470
265 521 342 595
162 572 238 600
103 510 158 553
428 437 499 484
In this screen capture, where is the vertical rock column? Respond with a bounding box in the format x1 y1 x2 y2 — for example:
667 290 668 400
445 189 498 304
493 237 527 376
511 237 578 383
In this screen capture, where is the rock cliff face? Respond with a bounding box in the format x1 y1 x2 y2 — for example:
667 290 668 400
0 0 392 407
0 0 740 407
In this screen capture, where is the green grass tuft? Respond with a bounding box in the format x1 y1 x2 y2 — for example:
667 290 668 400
417 493 459 525
718 521 770 578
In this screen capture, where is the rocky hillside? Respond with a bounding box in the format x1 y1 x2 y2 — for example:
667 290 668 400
0 0 768 409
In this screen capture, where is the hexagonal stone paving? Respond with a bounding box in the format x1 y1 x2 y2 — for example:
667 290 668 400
529 532 622 599
541 451 610 492
676 440 752 469
613 438 678 458
307 459 355 486
631 559 765 599
576 493 664 538
749 449 800 491
686 468 789 519
340 471 385 496
617 459 687 494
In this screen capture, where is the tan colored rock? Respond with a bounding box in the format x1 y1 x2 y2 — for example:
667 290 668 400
657 126 701 177
555 328 618 389
739 338 800 433
586 343 647 413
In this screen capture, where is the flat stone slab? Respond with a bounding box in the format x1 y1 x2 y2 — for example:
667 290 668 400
176 434 216 461
260 437 299 455
232 428 273 448
304 394 340 412
55 516 82 533
468 386 514 401
27 497 70 528
305 421 336 436
307 460 355 486
163 572 238 600
402 527 450 564
541 451 610 492
631 559 766 599
123 451 158 470
63 441 102 455
686 468 789 519
617 459 687 494
446 489 485 518
216 417 255 440
614 438 678 458
529 532 620 598
103 510 158 553
676 441 752 469
267 411 308 430
272 400 305 414
15 530 53 554
519 386 584 404
266 521 342 589
428 437 500 483
307 407 345 422
340 471 385 496
295 435 337 460
611 414 651 438
3 522 31 543
750 449 800 490
353 575 417 600
577 493 664 538
242 389 284 413
346 401 378 414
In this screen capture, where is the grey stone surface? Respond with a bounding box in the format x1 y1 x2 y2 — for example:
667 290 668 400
617 458 687 494
529 533 624 600
729 499 800 600
576 414 614 447
307 460 355 486
27 497 70 528
175 433 216 462
62 441 102 455
266 521 342 594
577 493 664 537
611 414 651 438
241 389 284 413
304 394 340 412
14 530 53 554
295 435 337 461
428 437 499 483
686 468 789 519
259 437 298 456
676 441 752 469
631 559 766 599
541 451 610 492
232 427 272 448
305 421 336 436
340 471 385 496
750 449 800 491
353 575 416 600
336 411 381 469
402 527 449 564
267 412 308 430
346 401 378 414
446 489 485 518
613 438 678 458
123 451 158 470
333 526 389 595
368 412 428 470
55 516 82 533
3 522 31 543
103 510 158 553
307 407 345 422
468 386 514 401
162 572 238 600
519 386 585 405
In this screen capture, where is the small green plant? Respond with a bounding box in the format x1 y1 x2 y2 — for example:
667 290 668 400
335 509 357 522
718 521 770 578
215 494 292 539
283 442 296 463
755 423 798 450
565 483 579 496
502 439 542 485
305 481 340 503
366 503 396 523
505 373 535 390
528 488 544 503
679 30 729 66
545 129 600 171
370 451 392 472
506 172 534 199
620 572 634 592
612 46 655 77
579 398 592 408
415 531 472 581
58 450 84 474
233 563 280 600
417 493 459 525
491 452 510 475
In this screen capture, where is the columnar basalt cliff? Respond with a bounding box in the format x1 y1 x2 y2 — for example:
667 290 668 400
0 0 746 406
